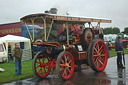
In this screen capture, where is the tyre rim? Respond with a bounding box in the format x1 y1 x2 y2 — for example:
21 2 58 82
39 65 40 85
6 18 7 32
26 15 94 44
35 53 51 77
59 53 74 79
93 40 108 71
85 29 94 45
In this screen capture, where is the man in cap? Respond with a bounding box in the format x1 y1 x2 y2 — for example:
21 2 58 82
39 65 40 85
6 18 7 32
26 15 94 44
115 36 125 68
12 42 23 75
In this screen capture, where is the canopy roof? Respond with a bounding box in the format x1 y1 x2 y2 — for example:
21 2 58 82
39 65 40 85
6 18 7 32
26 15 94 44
20 13 112 23
0 35 30 42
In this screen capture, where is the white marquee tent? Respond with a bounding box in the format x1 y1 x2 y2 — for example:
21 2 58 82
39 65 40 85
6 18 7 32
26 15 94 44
0 35 32 62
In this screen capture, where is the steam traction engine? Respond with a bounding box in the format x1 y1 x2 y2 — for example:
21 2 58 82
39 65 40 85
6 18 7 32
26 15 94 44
20 13 111 80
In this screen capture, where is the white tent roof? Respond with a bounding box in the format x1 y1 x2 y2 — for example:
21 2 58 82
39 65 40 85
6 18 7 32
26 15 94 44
0 35 30 42
0 35 31 62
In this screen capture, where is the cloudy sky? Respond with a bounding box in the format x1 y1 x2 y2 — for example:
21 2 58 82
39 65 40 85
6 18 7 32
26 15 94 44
0 0 128 31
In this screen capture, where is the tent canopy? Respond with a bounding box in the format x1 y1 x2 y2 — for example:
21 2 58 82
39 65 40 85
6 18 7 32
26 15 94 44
0 35 31 62
0 35 30 42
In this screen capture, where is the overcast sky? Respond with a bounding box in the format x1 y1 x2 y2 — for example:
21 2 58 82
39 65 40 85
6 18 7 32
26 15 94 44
0 0 128 31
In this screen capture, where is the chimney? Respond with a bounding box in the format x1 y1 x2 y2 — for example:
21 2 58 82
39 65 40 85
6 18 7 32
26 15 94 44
49 8 58 14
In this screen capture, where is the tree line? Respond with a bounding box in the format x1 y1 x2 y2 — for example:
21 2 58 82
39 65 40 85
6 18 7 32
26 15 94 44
103 27 128 35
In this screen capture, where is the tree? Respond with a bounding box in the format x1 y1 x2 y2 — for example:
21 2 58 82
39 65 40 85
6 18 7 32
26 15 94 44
113 27 120 34
124 27 128 34
103 27 120 34
103 27 113 34
108 27 113 34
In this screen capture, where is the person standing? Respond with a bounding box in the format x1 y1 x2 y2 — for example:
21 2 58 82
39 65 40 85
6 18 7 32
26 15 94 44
115 36 125 68
12 42 23 75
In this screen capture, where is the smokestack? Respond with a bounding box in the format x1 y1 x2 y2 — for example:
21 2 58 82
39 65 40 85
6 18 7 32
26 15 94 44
49 8 58 14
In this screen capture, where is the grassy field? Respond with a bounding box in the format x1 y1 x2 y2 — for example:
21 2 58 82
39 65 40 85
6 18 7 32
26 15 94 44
0 59 34 84
109 48 128 57
0 48 128 84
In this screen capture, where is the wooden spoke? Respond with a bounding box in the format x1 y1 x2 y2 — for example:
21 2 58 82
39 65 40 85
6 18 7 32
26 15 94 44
98 59 103 66
38 67 42 74
64 55 68 63
36 61 40 64
98 45 103 53
101 54 105 57
60 67 63 71
97 43 99 51
67 67 71 73
64 68 67 76
94 47 98 53
68 60 71 64
93 55 98 57
38 58 41 63
42 57 46 62
94 58 98 65
60 64 65 67
45 66 49 69
36 65 40 68
43 68 46 73
41 67 42 75
61 58 64 64
62 68 65 76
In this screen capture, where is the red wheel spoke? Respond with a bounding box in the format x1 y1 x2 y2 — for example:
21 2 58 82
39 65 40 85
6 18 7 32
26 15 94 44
60 64 65 67
38 67 42 74
41 67 42 75
94 47 98 53
62 68 65 76
36 65 40 68
93 55 98 57
98 45 103 53
38 58 41 63
96 60 99 67
99 49 103 54
43 68 46 73
64 68 67 76
61 58 64 64
94 58 98 65
45 62 50 66
98 59 103 66
64 55 68 63
99 57 103 61
96 57 100 67
42 57 46 62
101 54 105 57
45 66 49 69
68 65 71 67
68 60 71 64
60 67 63 71
67 67 71 73
36 61 40 64
95 43 99 50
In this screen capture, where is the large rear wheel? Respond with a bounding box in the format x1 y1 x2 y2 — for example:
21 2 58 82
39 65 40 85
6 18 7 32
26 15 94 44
81 28 94 50
32 52 51 78
88 39 108 72
56 51 74 80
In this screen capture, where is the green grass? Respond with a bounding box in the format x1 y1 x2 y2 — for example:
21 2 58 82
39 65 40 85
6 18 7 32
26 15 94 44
0 59 34 84
0 48 128 84
109 48 128 58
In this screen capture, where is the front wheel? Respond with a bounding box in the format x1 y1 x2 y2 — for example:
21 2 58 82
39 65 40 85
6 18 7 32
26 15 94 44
56 51 74 80
88 39 108 72
32 52 51 78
